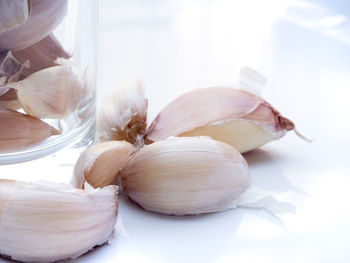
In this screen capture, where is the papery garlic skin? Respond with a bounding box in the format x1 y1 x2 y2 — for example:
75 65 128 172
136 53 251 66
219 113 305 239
5 65 83 119
0 108 60 152
0 0 68 52
0 0 30 33
0 180 118 263
73 141 135 189
146 87 294 153
97 79 147 146
121 137 250 215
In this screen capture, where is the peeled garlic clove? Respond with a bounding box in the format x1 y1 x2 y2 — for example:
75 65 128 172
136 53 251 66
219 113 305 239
13 33 70 77
0 0 68 52
121 137 250 215
0 179 118 262
73 141 135 189
0 0 30 33
146 87 295 153
0 108 60 152
5 65 83 119
97 79 147 147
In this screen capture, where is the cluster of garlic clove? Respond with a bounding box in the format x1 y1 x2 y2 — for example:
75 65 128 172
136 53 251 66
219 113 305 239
0 0 86 152
86 81 303 215
0 75 303 262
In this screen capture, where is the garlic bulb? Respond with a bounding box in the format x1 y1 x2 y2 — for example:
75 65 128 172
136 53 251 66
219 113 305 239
73 141 135 189
121 137 250 215
4 65 83 119
13 33 70 77
0 108 59 152
145 87 296 153
0 0 68 52
0 0 30 33
0 179 118 262
97 79 147 147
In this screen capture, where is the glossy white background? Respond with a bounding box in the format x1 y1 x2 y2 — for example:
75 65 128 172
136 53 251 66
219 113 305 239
90 0 350 262
5 0 350 262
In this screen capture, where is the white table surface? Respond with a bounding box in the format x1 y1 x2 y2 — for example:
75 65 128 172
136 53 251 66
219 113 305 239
6 0 350 262
90 0 350 262
87 1 350 263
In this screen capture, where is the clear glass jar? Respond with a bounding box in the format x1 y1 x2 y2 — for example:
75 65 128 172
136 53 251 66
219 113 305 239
0 0 97 181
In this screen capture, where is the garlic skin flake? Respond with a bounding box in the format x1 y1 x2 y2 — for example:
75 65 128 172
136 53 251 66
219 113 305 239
73 141 135 189
121 137 250 215
0 0 30 33
0 108 60 152
4 65 83 119
146 87 295 153
0 180 118 263
0 0 68 52
97 79 147 146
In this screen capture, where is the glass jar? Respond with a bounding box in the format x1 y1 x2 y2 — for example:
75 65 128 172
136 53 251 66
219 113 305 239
0 0 97 182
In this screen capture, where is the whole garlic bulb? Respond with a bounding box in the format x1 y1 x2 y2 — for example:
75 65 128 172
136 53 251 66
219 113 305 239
121 137 250 215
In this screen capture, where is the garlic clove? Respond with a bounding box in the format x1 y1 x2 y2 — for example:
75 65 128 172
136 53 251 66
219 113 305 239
5 65 83 119
121 137 250 215
180 119 275 153
0 0 30 33
0 0 68 52
13 33 70 77
0 89 21 110
145 87 295 153
97 79 147 147
0 179 118 262
73 141 135 189
0 108 60 152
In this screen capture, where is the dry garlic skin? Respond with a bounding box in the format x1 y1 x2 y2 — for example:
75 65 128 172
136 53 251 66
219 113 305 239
146 87 295 153
97 79 147 146
121 137 250 215
0 180 118 263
